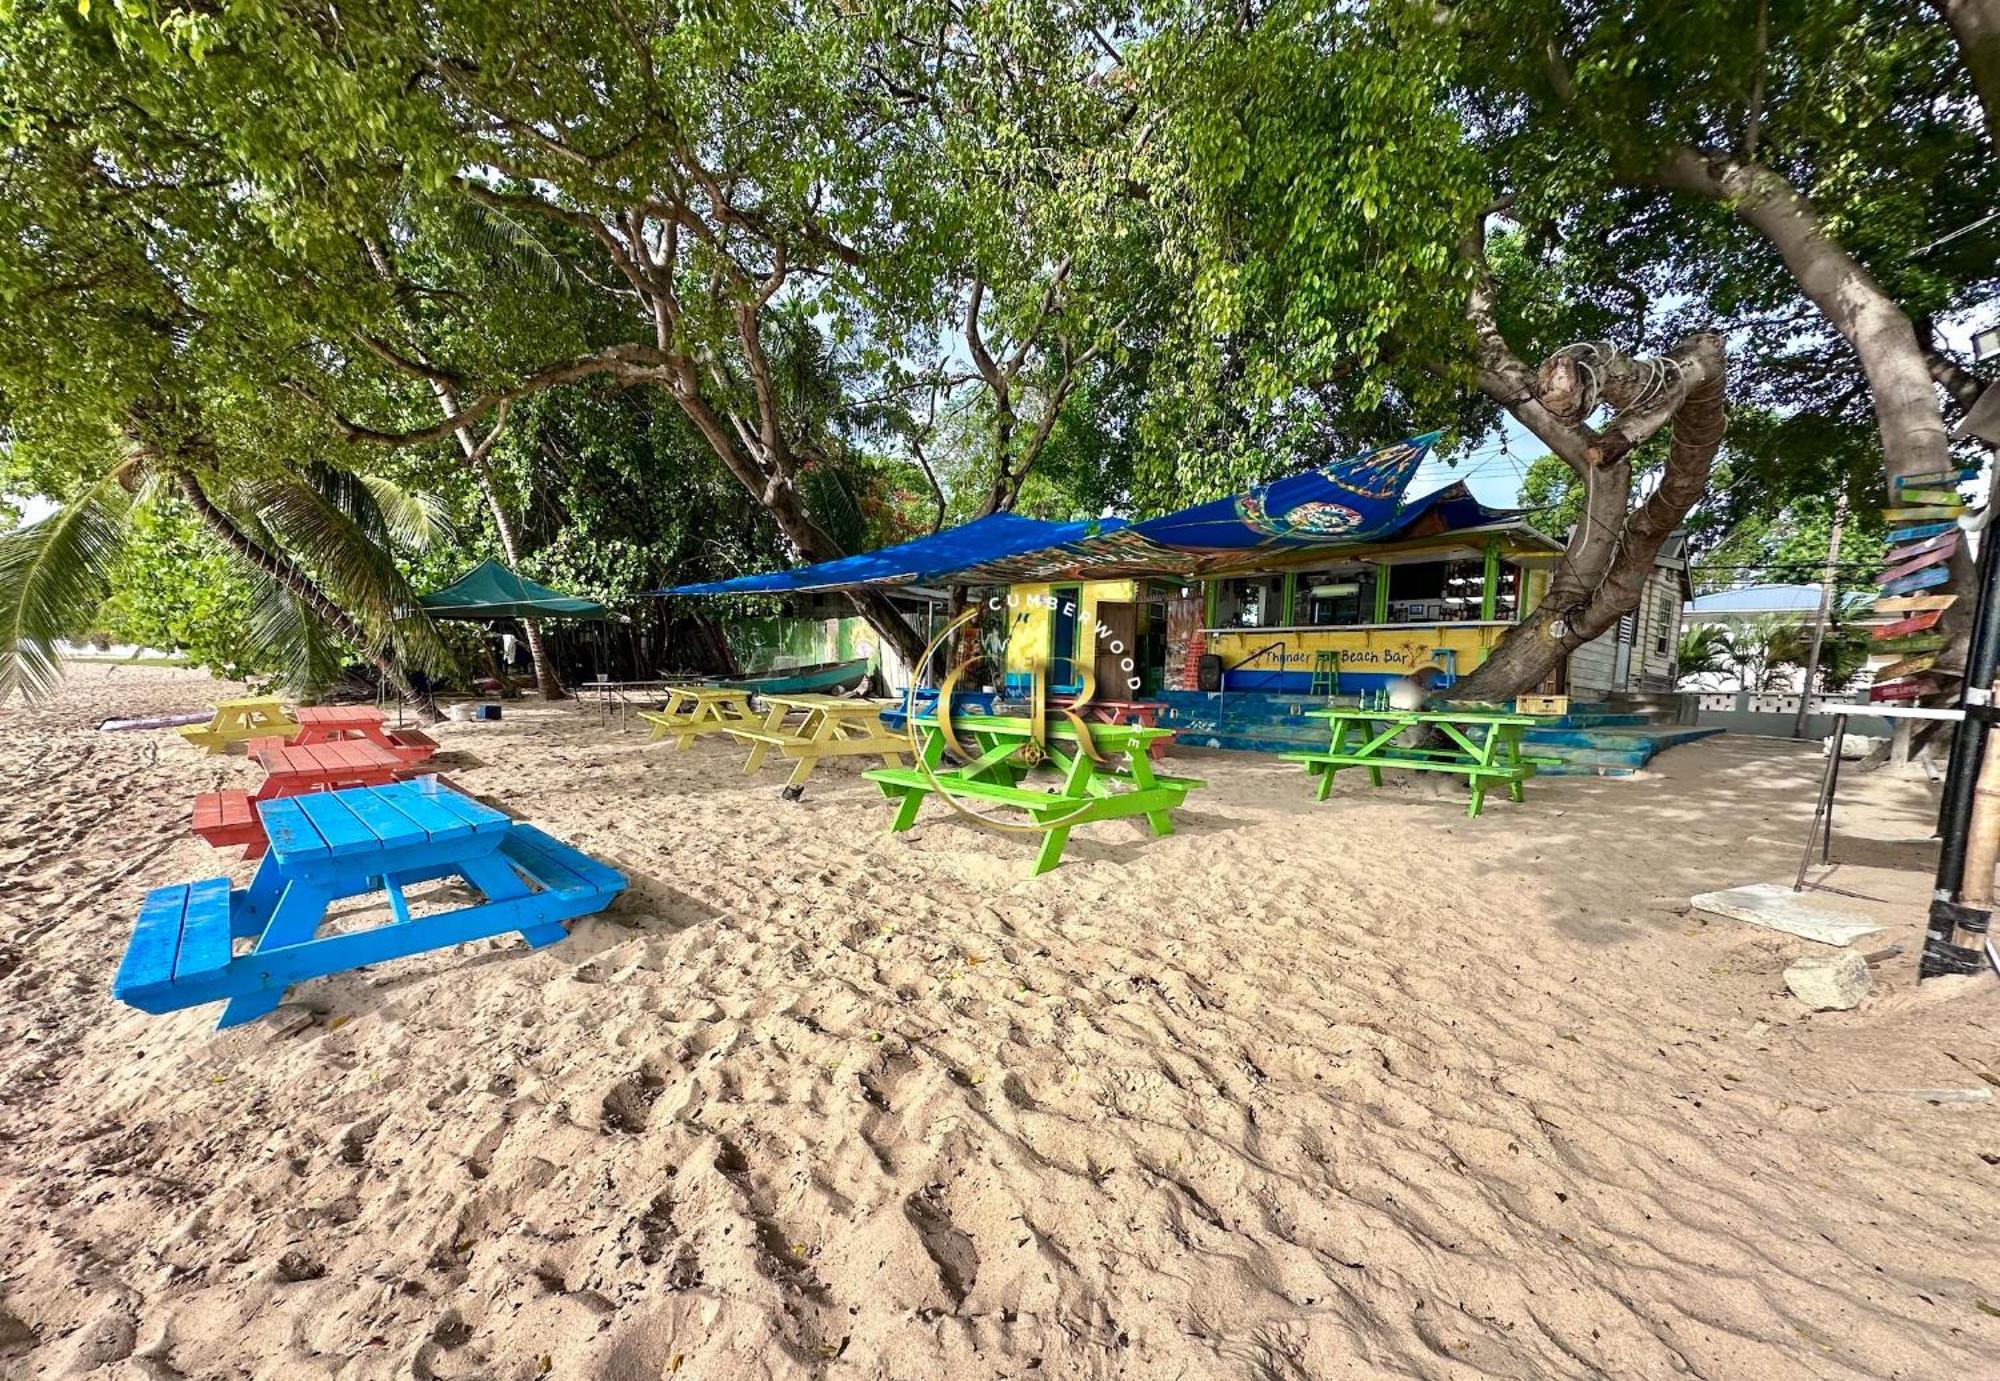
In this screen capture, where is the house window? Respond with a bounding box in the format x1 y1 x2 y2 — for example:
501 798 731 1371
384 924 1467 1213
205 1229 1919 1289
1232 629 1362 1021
1294 567 1377 627
1213 575 1283 628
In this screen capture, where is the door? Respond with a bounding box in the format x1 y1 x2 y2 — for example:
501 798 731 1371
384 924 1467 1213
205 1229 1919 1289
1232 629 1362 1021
1165 592 1204 692
1094 601 1141 700
1050 586 1080 690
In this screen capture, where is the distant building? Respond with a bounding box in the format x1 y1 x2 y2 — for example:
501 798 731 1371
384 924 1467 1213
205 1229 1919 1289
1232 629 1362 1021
1679 583 1884 692
1565 532 1690 699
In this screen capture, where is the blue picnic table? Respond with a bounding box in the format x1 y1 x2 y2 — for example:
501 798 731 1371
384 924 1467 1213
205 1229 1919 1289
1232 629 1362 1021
114 780 625 1029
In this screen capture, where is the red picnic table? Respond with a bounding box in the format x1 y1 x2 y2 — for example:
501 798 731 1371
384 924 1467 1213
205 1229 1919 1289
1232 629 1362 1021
290 705 439 764
192 740 412 859
1050 697 1173 760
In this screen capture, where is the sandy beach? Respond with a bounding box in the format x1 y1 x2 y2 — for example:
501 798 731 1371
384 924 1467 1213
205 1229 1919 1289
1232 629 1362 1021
1 663 1996 1380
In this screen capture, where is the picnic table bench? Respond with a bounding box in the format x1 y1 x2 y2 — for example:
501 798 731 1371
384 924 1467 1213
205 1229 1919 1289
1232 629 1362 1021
728 693 909 798
1284 707 1556 818
292 705 439 764
1050 695 1173 760
118 780 626 1029
639 686 759 748
177 696 298 754
864 714 1204 874
879 688 999 731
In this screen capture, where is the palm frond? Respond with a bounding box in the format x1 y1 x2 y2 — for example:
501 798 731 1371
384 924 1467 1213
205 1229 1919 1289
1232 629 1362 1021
358 474 451 551
430 196 578 294
0 477 132 700
234 474 450 672
241 574 349 698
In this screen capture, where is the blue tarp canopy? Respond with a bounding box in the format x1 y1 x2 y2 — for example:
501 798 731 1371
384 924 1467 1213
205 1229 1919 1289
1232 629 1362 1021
659 431 1446 595
656 512 1125 597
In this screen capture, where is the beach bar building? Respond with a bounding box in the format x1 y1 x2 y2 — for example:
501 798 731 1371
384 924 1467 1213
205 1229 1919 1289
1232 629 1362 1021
664 433 1691 761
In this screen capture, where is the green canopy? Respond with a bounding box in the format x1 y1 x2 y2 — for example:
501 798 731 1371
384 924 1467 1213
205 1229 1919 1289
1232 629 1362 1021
414 559 607 620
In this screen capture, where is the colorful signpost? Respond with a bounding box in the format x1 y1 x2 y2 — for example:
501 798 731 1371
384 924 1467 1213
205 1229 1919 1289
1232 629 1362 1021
1872 474 1965 703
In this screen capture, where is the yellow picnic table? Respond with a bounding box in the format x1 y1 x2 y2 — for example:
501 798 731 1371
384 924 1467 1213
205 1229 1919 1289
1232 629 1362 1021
177 696 299 754
638 685 759 748
728 694 908 798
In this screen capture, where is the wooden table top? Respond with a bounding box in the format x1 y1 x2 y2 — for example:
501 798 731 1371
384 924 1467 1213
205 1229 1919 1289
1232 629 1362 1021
255 739 403 778
1305 706 1540 726
667 685 758 701
295 705 387 727
760 694 898 712
260 782 508 864
911 713 1174 744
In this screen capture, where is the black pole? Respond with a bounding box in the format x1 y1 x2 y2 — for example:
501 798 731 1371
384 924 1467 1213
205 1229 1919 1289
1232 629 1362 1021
1925 514 2000 977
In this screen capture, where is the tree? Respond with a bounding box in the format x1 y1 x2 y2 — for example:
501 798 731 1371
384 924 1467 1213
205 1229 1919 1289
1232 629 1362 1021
1132 4 1731 698
1676 623 1734 682
68 2 1149 667
1451 0 1997 680
0 8 445 708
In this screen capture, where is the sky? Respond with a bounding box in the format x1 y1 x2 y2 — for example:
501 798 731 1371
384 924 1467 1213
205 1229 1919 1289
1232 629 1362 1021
1407 413 1538 511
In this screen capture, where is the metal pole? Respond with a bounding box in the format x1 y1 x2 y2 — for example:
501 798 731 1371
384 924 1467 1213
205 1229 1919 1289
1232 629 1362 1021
1792 496 1845 739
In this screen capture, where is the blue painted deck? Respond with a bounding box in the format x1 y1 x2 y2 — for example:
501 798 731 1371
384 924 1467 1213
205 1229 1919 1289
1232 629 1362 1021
1156 691 1721 776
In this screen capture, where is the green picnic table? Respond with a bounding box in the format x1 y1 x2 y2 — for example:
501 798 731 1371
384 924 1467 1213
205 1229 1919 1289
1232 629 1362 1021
863 714 1204 874
1283 707 1556 818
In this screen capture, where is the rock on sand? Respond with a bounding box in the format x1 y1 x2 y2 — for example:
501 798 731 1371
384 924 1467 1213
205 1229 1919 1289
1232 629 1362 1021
1784 951 1871 1010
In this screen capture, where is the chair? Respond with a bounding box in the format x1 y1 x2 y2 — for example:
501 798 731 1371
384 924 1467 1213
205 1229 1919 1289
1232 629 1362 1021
1309 651 1340 697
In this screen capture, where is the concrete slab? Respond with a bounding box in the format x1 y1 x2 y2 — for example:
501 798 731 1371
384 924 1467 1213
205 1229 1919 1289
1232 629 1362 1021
1690 881 1889 947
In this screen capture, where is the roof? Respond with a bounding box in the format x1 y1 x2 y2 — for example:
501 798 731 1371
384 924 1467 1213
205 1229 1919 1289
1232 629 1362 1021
1684 583 1824 615
415 559 608 620
661 432 1446 595
656 512 1125 597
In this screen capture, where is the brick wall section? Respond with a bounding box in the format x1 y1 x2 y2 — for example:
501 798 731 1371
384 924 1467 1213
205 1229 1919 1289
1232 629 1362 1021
1171 630 1206 692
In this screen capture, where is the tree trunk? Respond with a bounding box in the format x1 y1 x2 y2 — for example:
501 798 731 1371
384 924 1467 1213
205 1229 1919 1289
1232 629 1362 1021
1447 328 1728 702
1929 0 2000 141
1653 150 1975 678
176 472 440 722
432 382 565 701
664 375 927 667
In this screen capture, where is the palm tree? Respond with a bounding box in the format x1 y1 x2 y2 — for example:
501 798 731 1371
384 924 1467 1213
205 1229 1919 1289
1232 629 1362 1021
0 412 447 715
1675 622 1734 682
1729 613 1810 691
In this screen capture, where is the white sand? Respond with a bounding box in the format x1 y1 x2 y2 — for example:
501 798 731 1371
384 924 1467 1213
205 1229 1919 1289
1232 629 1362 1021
1 664 1996 1379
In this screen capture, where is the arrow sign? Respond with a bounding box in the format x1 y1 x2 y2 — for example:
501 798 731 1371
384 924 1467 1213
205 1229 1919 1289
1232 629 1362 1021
1871 676 1940 702
1874 634 1948 655
1896 467 1979 489
1872 594 1957 616
1880 565 1952 596
1895 488 1966 507
1883 506 1964 523
1873 610 1944 639
1876 652 1940 681
1879 534 1959 585
1884 529 1959 568
1887 521 1957 544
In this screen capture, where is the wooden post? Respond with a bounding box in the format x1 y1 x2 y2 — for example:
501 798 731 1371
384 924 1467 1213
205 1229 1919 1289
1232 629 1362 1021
1204 579 1219 627
1480 543 1500 622
1373 564 1391 623
1280 572 1297 626
1959 683 2000 916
